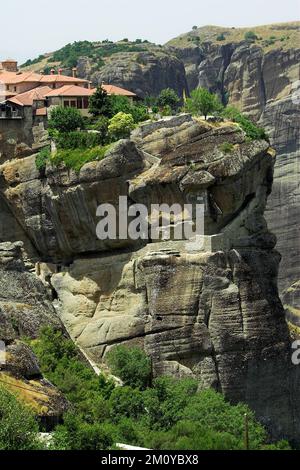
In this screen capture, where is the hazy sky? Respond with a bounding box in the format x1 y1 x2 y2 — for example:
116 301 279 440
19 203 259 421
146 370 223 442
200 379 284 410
1 0 299 63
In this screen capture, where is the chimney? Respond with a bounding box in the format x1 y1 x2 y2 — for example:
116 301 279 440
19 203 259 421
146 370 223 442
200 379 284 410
50 69 55 75
72 67 77 78
58 68 62 75
1 59 18 72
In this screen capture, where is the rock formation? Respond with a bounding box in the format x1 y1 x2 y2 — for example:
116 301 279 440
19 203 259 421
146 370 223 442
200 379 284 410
0 241 68 426
19 26 299 308
0 115 299 440
73 25 300 308
166 24 300 307
77 50 189 98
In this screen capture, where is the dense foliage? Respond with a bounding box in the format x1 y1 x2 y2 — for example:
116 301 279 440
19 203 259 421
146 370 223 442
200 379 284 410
51 145 111 172
109 95 149 123
25 327 291 450
89 88 149 123
157 88 180 112
88 87 112 118
222 106 268 140
48 106 85 133
108 112 135 141
35 146 51 171
106 345 151 389
49 40 148 69
0 387 41 450
55 131 105 149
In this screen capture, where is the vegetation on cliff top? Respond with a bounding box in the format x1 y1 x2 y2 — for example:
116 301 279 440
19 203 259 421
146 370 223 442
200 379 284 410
167 22 300 51
21 22 299 74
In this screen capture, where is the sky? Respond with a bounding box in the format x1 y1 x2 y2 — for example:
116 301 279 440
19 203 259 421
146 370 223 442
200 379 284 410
1 0 299 64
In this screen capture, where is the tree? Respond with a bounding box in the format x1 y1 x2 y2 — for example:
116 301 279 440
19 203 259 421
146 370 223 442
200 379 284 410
106 345 151 389
157 88 180 111
91 115 109 143
109 387 145 421
0 387 41 450
88 86 112 118
109 95 149 123
192 25 198 30
108 112 135 141
185 88 222 120
48 106 84 133
52 413 114 450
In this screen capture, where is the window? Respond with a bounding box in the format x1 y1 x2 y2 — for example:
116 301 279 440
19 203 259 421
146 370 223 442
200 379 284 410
77 98 83 109
83 98 89 109
64 100 70 107
70 100 76 108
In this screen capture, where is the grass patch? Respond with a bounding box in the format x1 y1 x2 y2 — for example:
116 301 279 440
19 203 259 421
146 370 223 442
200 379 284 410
51 144 111 172
220 142 235 153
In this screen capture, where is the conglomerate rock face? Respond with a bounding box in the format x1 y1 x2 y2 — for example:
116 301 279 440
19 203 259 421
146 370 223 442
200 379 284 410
0 115 299 440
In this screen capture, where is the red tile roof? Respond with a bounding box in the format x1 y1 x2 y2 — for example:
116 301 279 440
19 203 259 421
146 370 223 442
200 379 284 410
45 85 94 97
0 70 88 86
7 86 52 106
40 74 87 84
102 84 136 97
35 107 47 116
0 71 44 84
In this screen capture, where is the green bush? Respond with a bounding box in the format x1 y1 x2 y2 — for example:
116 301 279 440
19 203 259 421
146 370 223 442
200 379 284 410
185 88 223 119
217 33 225 41
161 104 173 116
52 413 114 450
90 115 109 142
106 345 151 389
51 145 111 172
29 327 115 413
142 377 198 429
48 106 85 133
157 88 180 111
244 31 258 42
55 131 105 149
109 387 145 421
222 106 268 140
220 142 234 153
108 112 135 141
35 146 51 171
0 387 42 450
109 95 149 123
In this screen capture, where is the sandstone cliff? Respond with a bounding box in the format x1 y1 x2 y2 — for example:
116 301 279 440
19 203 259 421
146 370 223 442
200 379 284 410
166 24 300 308
0 115 299 440
31 24 298 307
